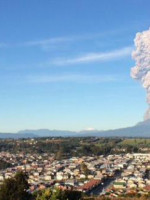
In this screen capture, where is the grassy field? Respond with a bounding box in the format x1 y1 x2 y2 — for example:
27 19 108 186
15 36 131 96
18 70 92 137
119 138 150 146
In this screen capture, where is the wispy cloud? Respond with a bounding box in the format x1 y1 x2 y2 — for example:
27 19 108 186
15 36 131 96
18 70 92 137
51 46 133 65
0 36 77 49
19 33 106 48
0 27 134 51
0 27 133 49
19 33 110 49
18 33 105 47
27 74 119 83
0 20 146 50
22 37 75 47
19 22 143 48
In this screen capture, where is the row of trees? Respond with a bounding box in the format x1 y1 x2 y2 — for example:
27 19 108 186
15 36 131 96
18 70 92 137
0 138 149 158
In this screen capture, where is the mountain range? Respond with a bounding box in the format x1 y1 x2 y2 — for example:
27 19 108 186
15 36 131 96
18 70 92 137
0 119 150 138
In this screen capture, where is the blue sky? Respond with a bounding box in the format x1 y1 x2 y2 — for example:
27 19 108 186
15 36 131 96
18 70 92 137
0 0 150 132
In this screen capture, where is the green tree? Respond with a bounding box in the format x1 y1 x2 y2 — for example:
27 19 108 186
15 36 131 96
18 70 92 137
0 171 31 200
55 150 62 160
34 188 82 200
35 188 52 200
64 190 82 200
50 188 66 200
81 163 90 177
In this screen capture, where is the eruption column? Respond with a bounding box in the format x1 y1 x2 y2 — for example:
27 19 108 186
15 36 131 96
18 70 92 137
131 28 150 120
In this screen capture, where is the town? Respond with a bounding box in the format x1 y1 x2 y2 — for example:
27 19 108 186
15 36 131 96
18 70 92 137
0 138 149 198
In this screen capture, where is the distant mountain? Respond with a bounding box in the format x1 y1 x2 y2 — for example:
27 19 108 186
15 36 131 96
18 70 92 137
84 119 150 138
18 129 76 137
0 133 36 139
0 120 150 138
136 119 150 127
17 120 150 138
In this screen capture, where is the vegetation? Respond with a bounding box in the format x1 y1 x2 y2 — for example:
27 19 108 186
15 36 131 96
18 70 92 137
80 163 90 177
0 137 149 159
34 188 82 200
0 160 12 170
0 171 149 200
0 171 31 200
83 197 150 200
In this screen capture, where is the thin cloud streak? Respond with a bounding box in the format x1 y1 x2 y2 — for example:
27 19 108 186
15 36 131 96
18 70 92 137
0 36 76 49
16 34 105 48
0 20 147 49
28 74 119 83
52 46 133 65
22 37 75 47
17 32 118 47
0 26 134 49
17 22 144 48
19 33 110 48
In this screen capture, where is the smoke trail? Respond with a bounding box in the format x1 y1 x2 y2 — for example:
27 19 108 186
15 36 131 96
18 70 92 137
131 28 150 120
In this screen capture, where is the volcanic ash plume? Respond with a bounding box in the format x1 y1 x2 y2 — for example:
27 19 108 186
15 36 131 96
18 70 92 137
131 28 150 120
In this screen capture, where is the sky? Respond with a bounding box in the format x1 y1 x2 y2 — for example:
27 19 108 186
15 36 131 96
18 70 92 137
0 0 150 132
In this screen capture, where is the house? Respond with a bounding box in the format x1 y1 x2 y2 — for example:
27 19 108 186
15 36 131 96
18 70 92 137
113 182 126 189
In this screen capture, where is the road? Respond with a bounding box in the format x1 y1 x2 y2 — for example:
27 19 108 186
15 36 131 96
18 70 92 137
87 171 122 196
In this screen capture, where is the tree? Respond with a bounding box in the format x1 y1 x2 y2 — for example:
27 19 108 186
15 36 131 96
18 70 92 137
34 188 82 200
0 171 31 200
81 163 90 177
64 190 82 200
55 150 63 160
51 188 67 200
35 188 52 200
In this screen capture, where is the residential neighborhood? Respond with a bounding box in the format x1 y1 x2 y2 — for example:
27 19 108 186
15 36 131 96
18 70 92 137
0 150 149 197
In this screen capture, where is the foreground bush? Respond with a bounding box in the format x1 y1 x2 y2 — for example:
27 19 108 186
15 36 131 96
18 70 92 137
0 171 31 200
34 188 82 200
